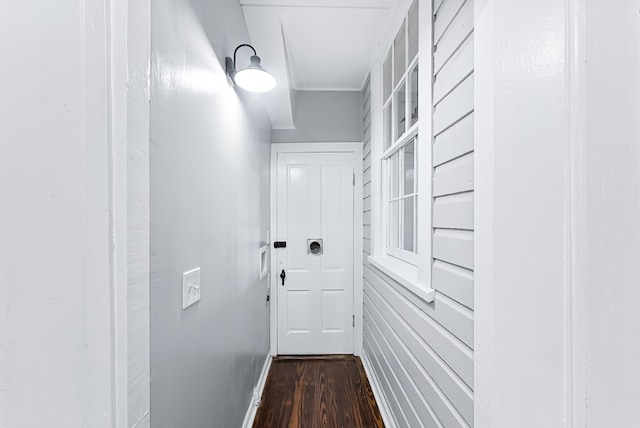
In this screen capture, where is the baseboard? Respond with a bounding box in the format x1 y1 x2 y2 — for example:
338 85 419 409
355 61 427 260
361 350 397 428
242 354 272 428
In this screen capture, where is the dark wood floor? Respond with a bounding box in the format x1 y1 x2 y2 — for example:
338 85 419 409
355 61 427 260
253 355 384 428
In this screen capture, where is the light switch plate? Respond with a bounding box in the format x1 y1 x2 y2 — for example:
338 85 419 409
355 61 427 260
182 267 201 309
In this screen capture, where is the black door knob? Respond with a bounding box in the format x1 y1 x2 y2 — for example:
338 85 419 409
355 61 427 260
280 269 286 286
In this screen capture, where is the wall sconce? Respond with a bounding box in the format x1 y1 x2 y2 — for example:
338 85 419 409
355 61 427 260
225 44 276 93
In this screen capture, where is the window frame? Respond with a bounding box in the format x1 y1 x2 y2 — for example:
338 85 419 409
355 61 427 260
380 9 420 268
369 0 434 301
384 128 419 266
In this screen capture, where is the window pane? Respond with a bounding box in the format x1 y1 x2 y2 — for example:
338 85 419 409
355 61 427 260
389 200 400 248
383 49 392 101
403 197 415 252
383 104 391 150
408 0 419 62
395 81 406 139
409 65 419 127
403 140 415 195
393 20 406 88
389 152 400 199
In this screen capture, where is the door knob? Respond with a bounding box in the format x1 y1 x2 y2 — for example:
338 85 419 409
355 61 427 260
280 269 286 286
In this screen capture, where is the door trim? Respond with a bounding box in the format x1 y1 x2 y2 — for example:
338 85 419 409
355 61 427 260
270 142 364 356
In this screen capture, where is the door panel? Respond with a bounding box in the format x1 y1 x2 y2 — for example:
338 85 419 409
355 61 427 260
321 164 345 270
286 164 310 271
276 152 354 355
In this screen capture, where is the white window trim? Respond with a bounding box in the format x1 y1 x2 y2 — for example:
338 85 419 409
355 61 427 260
368 0 434 303
368 255 435 303
382 124 419 266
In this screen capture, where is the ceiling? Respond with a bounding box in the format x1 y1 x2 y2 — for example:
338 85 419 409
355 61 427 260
240 0 391 128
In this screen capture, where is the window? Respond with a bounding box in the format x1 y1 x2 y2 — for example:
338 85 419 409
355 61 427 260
380 0 420 267
368 0 435 302
370 0 435 302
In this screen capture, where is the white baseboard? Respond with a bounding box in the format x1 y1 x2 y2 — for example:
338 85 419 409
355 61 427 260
242 354 272 428
361 350 397 428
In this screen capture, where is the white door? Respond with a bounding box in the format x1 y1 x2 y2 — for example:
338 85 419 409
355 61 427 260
276 152 354 355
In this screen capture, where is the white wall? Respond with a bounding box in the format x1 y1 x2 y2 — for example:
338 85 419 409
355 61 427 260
111 0 152 426
474 0 572 425
474 0 640 426
0 1 151 426
579 0 640 424
150 0 271 426
0 3 111 425
271 90 362 143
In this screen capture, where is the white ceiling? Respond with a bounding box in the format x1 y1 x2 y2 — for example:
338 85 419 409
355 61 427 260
241 0 391 128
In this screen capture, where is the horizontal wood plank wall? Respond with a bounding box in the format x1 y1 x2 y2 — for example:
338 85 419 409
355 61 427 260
431 0 475 424
362 0 474 426
363 74 372 265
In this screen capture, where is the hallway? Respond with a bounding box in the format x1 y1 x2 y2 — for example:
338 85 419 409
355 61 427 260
253 356 383 428
1 0 640 427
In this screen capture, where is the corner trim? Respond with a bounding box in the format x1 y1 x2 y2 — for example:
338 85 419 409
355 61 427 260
242 354 272 428
361 350 398 428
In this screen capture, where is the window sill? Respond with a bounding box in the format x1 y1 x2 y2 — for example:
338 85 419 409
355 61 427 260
367 255 435 303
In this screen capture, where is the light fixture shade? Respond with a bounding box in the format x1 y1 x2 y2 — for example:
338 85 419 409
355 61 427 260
234 55 276 93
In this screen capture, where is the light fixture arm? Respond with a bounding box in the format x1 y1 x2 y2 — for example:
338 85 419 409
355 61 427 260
233 44 257 69
226 44 258 78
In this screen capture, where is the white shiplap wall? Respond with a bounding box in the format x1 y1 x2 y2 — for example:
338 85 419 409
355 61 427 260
362 0 474 426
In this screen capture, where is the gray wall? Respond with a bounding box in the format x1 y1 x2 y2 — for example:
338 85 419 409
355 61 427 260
272 90 362 143
150 0 271 426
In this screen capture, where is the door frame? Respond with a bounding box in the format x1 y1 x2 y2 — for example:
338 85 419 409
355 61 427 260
270 142 364 357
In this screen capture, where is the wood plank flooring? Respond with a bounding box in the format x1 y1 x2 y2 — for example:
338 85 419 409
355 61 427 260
253 355 384 428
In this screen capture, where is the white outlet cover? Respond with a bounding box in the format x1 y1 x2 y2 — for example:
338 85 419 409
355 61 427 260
182 267 201 309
